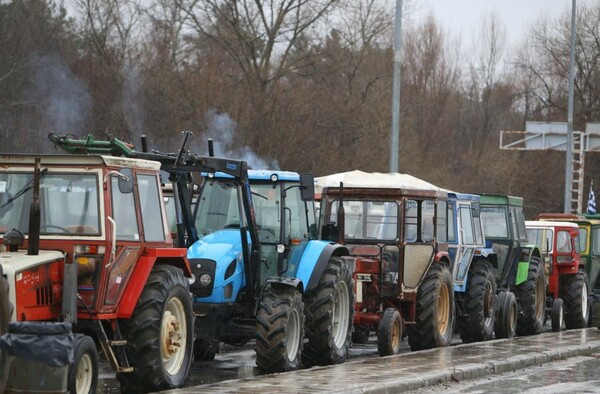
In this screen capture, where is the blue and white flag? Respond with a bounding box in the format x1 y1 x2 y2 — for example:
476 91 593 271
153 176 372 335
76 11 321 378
587 182 596 214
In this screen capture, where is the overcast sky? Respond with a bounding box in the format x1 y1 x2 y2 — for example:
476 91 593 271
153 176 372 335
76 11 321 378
411 0 597 50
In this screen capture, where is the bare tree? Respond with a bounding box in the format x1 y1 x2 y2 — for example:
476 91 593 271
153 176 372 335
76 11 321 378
174 0 336 93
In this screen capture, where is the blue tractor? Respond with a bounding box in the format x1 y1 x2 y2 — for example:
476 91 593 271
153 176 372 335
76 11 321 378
447 192 498 342
185 169 354 372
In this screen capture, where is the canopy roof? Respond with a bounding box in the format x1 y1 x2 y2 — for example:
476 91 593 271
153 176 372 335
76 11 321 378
315 170 448 193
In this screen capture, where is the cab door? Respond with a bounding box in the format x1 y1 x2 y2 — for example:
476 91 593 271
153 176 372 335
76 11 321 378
453 203 478 287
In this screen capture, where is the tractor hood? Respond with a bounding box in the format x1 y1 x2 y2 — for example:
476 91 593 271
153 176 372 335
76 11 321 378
0 249 65 321
187 229 249 303
187 229 247 262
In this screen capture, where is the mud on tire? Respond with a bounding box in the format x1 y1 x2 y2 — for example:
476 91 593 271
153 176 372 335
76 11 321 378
515 257 546 336
408 263 455 351
561 270 590 329
457 260 496 343
255 286 304 372
117 265 194 393
302 257 354 367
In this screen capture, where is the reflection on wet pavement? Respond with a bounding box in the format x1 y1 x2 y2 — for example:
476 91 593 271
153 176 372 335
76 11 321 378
162 329 600 393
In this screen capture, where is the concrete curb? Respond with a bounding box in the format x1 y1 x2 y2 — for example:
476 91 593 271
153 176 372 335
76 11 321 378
362 332 600 394
163 329 600 393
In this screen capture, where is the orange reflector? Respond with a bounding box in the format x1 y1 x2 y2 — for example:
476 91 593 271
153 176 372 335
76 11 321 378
291 238 301 246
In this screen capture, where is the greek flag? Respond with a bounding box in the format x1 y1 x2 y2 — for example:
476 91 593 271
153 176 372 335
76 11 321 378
588 184 596 214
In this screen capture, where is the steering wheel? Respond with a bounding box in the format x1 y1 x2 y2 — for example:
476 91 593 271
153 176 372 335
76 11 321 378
40 225 71 234
224 223 240 229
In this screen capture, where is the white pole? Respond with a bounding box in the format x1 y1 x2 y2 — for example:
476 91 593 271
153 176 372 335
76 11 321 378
564 0 577 213
390 0 403 173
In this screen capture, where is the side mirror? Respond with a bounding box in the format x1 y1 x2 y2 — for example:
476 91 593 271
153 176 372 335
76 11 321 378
300 173 315 201
118 168 134 194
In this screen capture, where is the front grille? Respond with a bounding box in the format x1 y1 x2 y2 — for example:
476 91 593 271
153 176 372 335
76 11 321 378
36 285 54 305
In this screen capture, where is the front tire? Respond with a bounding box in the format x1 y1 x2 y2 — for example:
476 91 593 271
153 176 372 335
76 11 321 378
255 286 304 372
377 308 403 356
495 291 517 338
68 335 99 394
117 265 194 393
562 271 590 329
551 298 564 332
515 257 546 336
457 260 496 343
408 263 455 351
303 257 354 367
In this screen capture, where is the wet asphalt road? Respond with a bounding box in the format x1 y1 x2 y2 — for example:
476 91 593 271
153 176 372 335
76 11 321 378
98 324 571 393
409 352 600 393
98 336 387 393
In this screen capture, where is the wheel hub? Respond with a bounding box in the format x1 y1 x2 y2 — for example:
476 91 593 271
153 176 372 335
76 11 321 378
162 312 182 356
437 283 450 335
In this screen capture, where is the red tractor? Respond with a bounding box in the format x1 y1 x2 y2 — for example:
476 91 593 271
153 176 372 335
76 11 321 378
526 220 589 331
0 154 194 393
318 172 455 356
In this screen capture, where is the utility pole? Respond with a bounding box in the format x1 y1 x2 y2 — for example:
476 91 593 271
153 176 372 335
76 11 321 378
564 0 577 213
389 0 403 173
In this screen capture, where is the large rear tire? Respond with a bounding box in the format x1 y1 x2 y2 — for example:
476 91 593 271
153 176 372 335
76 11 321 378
515 257 546 336
457 260 496 343
408 263 455 351
377 308 403 356
562 271 590 329
495 291 517 338
117 265 194 393
302 257 354 367
68 335 99 394
255 286 304 372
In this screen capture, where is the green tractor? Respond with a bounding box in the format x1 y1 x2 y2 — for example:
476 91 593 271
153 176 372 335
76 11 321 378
478 194 545 338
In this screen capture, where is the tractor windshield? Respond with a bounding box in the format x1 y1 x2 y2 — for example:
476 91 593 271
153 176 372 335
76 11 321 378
0 172 100 235
480 206 509 238
527 228 553 253
195 179 241 237
329 200 398 241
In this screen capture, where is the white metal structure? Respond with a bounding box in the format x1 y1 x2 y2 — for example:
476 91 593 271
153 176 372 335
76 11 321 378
500 122 600 214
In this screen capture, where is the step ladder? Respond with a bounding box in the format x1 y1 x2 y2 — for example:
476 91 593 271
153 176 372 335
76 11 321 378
570 131 585 214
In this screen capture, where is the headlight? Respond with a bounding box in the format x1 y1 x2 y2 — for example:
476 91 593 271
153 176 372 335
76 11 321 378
199 273 212 286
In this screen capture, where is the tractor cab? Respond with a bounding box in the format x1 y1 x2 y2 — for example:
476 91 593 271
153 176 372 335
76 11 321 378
478 194 539 286
447 192 496 292
189 170 318 304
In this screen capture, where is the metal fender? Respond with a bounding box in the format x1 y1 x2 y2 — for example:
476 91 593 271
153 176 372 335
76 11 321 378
475 247 498 268
117 248 190 318
296 241 349 293
117 254 155 318
515 244 542 286
434 251 450 265
264 277 302 291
